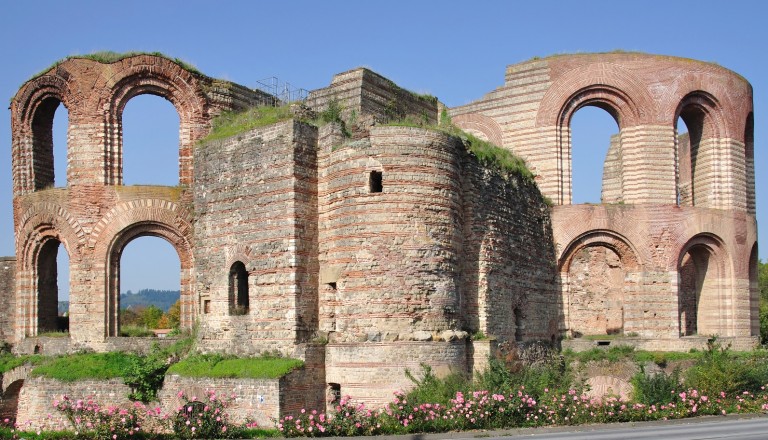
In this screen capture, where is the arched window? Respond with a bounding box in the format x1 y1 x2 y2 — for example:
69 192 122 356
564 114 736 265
570 106 621 204
121 94 180 185
31 98 69 190
229 261 249 315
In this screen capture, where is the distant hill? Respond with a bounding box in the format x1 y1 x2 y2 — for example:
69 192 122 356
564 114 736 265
57 289 180 315
121 289 180 312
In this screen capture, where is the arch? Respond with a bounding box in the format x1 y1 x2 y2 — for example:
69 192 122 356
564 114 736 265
92 199 194 336
559 230 641 337
105 221 193 337
451 113 504 147
677 233 732 336
674 91 727 208
0 379 24 425
536 62 652 128
15 204 82 338
18 226 73 337
535 63 652 205
11 74 73 194
101 57 209 186
558 229 641 272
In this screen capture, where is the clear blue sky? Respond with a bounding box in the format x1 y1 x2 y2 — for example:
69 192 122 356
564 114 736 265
1 0 766 299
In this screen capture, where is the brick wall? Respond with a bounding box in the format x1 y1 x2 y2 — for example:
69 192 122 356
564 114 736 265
194 121 319 355
306 67 438 134
0 258 15 342
16 378 133 429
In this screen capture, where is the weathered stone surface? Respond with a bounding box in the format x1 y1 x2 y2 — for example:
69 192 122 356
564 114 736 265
0 52 758 424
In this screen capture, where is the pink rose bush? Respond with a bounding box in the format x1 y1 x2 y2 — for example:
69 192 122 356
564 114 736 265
278 386 768 437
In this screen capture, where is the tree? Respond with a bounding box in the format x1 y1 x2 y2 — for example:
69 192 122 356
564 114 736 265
140 305 164 329
156 300 181 329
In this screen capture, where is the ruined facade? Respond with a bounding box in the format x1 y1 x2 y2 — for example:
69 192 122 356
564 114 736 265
1 53 758 407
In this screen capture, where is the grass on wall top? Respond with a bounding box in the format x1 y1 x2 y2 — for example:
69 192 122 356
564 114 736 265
29 352 139 382
201 105 295 143
24 51 202 86
166 353 304 379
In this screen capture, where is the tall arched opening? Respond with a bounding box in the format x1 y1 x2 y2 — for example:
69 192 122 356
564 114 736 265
36 239 69 334
678 235 731 336
674 92 723 208
30 97 69 190
106 224 191 337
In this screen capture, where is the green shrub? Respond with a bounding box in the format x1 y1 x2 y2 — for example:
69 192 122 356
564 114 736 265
475 345 573 399
123 350 168 402
631 366 681 405
403 364 470 406
0 353 44 374
684 338 752 395
119 325 156 337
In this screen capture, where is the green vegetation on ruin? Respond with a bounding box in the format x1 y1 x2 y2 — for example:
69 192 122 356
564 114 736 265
384 113 534 182
201 105 296 142
24 51 202 85
30 352 139 382
167 353 304 379
0 353 44 374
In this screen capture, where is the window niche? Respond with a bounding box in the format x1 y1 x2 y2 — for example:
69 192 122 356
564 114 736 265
229 261 249 315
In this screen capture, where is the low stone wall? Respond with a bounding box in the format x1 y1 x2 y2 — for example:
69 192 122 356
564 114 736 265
562 335 758 352
159 375 281 427
16 378 133 429
325 341 468 408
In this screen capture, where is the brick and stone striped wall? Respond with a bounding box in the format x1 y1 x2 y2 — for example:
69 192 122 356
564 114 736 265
0 258 15 342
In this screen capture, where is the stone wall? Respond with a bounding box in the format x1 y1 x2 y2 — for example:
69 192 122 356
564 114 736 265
450 53 754 210
194 121 319 355
0 258 15 342
306 67 438 134
16 378 133 429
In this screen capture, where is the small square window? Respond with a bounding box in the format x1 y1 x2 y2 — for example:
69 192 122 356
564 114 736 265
369 171 383 193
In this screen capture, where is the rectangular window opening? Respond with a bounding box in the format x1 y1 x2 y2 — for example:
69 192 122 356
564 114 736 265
203 300 211 314
369 171 383 193
327 282 337 290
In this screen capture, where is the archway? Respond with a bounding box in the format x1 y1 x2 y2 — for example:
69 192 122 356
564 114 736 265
674 92 723 208
106 223 190 337
36 239 69 334
678 235 731 336
30 97 68 190
559 231 641 338
121 94 181 185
